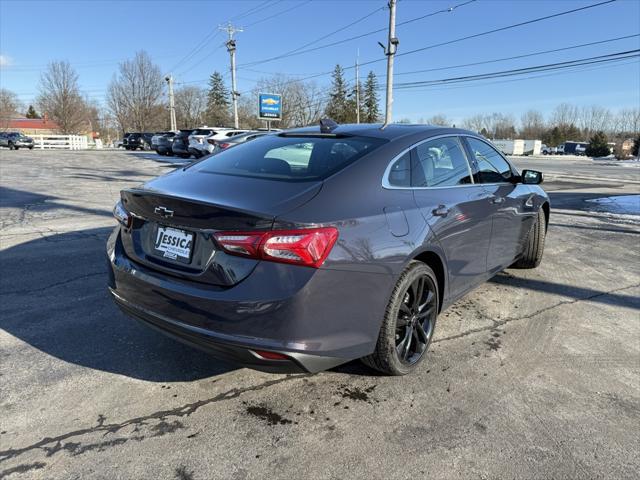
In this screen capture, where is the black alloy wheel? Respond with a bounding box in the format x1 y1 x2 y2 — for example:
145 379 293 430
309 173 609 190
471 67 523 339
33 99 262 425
363 261 438 375
395 275 436 365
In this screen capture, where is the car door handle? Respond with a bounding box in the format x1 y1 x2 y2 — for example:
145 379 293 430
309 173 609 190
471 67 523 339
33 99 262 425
432 205 449 217
490 196 505 204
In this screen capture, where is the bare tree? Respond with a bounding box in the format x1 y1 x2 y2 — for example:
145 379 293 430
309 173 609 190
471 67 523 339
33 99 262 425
252 75 326 128
461 114 488 134
578 105 612 137
174 86 207 128
613 108 640 135
0 88 22 130
36 61 89 133
520 110 545 139
550 103 579 127
426 113 450 126
106 51 165 133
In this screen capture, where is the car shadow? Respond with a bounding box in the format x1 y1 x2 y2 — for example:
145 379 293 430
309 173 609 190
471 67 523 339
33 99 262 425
0 186 112 218
0 227 236 382
490 272 639 310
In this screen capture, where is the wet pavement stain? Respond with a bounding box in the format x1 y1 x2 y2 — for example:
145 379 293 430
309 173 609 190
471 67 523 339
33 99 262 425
337 385 376 402
245 406 294 426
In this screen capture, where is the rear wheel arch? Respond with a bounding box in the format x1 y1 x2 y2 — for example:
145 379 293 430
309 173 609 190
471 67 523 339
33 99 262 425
412 250 445 313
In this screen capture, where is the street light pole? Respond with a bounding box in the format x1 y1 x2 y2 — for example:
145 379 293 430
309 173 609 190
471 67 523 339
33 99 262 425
220 22 243 129
382 0 398 128
355 52 360 124
165 75 177 131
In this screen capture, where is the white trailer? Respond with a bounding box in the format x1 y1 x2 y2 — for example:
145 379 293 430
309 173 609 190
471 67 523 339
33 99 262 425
492 139 525 155
523 140 542 155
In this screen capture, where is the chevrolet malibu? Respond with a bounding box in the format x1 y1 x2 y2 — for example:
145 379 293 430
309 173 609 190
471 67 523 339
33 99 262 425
107 123 548 375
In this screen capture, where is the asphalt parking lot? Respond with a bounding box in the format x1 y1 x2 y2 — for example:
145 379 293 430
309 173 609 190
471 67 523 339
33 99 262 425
1 149 639 479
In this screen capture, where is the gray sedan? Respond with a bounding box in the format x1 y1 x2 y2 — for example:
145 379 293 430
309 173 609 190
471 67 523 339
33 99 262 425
107 123 548 375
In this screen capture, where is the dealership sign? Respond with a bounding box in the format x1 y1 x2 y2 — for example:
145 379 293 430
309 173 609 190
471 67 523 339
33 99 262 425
258 93 282 121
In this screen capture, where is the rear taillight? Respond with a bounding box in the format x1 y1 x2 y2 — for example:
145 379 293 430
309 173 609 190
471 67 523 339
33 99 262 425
213 227 338 268
113 200 131 228
219 142 232 149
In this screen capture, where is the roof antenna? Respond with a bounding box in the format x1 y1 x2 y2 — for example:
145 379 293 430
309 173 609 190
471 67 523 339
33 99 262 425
320 118 338 133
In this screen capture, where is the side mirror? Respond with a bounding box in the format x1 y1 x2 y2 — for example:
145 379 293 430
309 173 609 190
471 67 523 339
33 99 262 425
521 169 543 185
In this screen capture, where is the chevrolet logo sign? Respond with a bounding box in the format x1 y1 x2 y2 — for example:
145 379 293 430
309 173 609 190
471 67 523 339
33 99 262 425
154 206 174 218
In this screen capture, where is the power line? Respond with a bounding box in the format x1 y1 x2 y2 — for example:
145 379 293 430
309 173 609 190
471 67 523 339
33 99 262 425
167 30 221 74
245 1 313 28
239 0 477 67
390 50 640 90
229 0 279 22
240 3 385 67
391 33 640 77
390 0 619 64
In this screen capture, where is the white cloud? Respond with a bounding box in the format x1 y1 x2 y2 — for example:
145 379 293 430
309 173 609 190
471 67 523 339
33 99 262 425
0 54 13 68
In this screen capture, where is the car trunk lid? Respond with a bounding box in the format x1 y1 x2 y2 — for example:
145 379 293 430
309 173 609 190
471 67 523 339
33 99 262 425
119 169 322 286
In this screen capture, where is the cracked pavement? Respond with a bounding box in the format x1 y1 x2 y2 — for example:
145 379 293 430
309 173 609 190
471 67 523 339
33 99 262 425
1 150 639 479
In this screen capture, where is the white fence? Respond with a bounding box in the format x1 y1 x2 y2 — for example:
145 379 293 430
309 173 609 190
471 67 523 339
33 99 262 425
33 135 89 150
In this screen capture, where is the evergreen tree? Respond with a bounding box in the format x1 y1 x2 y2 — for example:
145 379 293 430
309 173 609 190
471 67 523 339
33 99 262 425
26 105 41 119
344 80 364 123
585 131 611 157
205 71 230 126
324 65 349 123
363 71 380 123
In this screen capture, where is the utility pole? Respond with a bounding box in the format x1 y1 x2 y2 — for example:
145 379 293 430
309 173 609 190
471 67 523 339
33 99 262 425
220 22 243 129
381 0 398 128
165 75 177 131
355 51 360 124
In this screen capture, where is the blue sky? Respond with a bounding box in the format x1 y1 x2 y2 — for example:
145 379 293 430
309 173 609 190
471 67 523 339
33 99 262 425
1 0 639 124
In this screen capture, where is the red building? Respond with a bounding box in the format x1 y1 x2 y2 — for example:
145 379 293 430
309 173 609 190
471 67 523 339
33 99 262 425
1 115 60 135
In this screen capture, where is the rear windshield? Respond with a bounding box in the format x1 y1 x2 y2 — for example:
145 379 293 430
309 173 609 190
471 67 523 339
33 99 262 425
192 134 387 181
192 129 215 136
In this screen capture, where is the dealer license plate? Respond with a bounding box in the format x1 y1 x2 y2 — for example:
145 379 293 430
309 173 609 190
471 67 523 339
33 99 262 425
153 226 194 263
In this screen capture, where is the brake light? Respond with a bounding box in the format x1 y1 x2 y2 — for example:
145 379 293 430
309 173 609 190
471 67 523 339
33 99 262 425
218 142 232 149
213 227 338 268
253 350 290 360
113 200 131 228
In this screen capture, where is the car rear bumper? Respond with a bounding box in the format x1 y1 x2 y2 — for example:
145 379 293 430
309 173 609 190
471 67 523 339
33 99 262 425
107 227 391 373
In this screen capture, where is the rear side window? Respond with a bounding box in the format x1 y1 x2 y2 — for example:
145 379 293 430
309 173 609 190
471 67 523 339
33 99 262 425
193 135 387 181
412 137 473 187
192 129 214 136
387 151 411 187
466 138 514 183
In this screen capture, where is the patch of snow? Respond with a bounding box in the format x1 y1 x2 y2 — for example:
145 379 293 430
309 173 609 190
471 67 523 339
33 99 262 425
584 195 640 216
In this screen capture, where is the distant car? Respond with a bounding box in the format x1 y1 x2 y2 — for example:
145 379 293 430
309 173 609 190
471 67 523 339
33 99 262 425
107 123 549 375
0 132 34 150
151 132 173 152
123 132 154 151
189 128 249 158
541 145 557 155
208 130 269 154
155 132 178 156
170 129 195 158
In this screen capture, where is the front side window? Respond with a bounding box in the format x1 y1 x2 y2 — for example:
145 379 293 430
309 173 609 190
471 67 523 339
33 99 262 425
412 137 473 187
466 138 514 184
193 134 386 181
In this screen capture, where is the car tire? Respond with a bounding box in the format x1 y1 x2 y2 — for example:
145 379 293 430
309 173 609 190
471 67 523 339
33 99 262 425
8 142 15 150
513 208 546 269
29 146 34 150
362 261 438 376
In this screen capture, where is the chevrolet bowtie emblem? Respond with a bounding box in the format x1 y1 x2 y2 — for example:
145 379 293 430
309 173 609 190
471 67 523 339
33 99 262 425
154 206 174 218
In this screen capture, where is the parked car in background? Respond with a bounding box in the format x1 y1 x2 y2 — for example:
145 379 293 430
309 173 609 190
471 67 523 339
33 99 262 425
208 130 270 154
151 132 173 152
541 145 557 155
123 132 154 151
170 129 195 158
155 132 178 156
0 132 35 150
190 128 249 158
108 123 549 376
